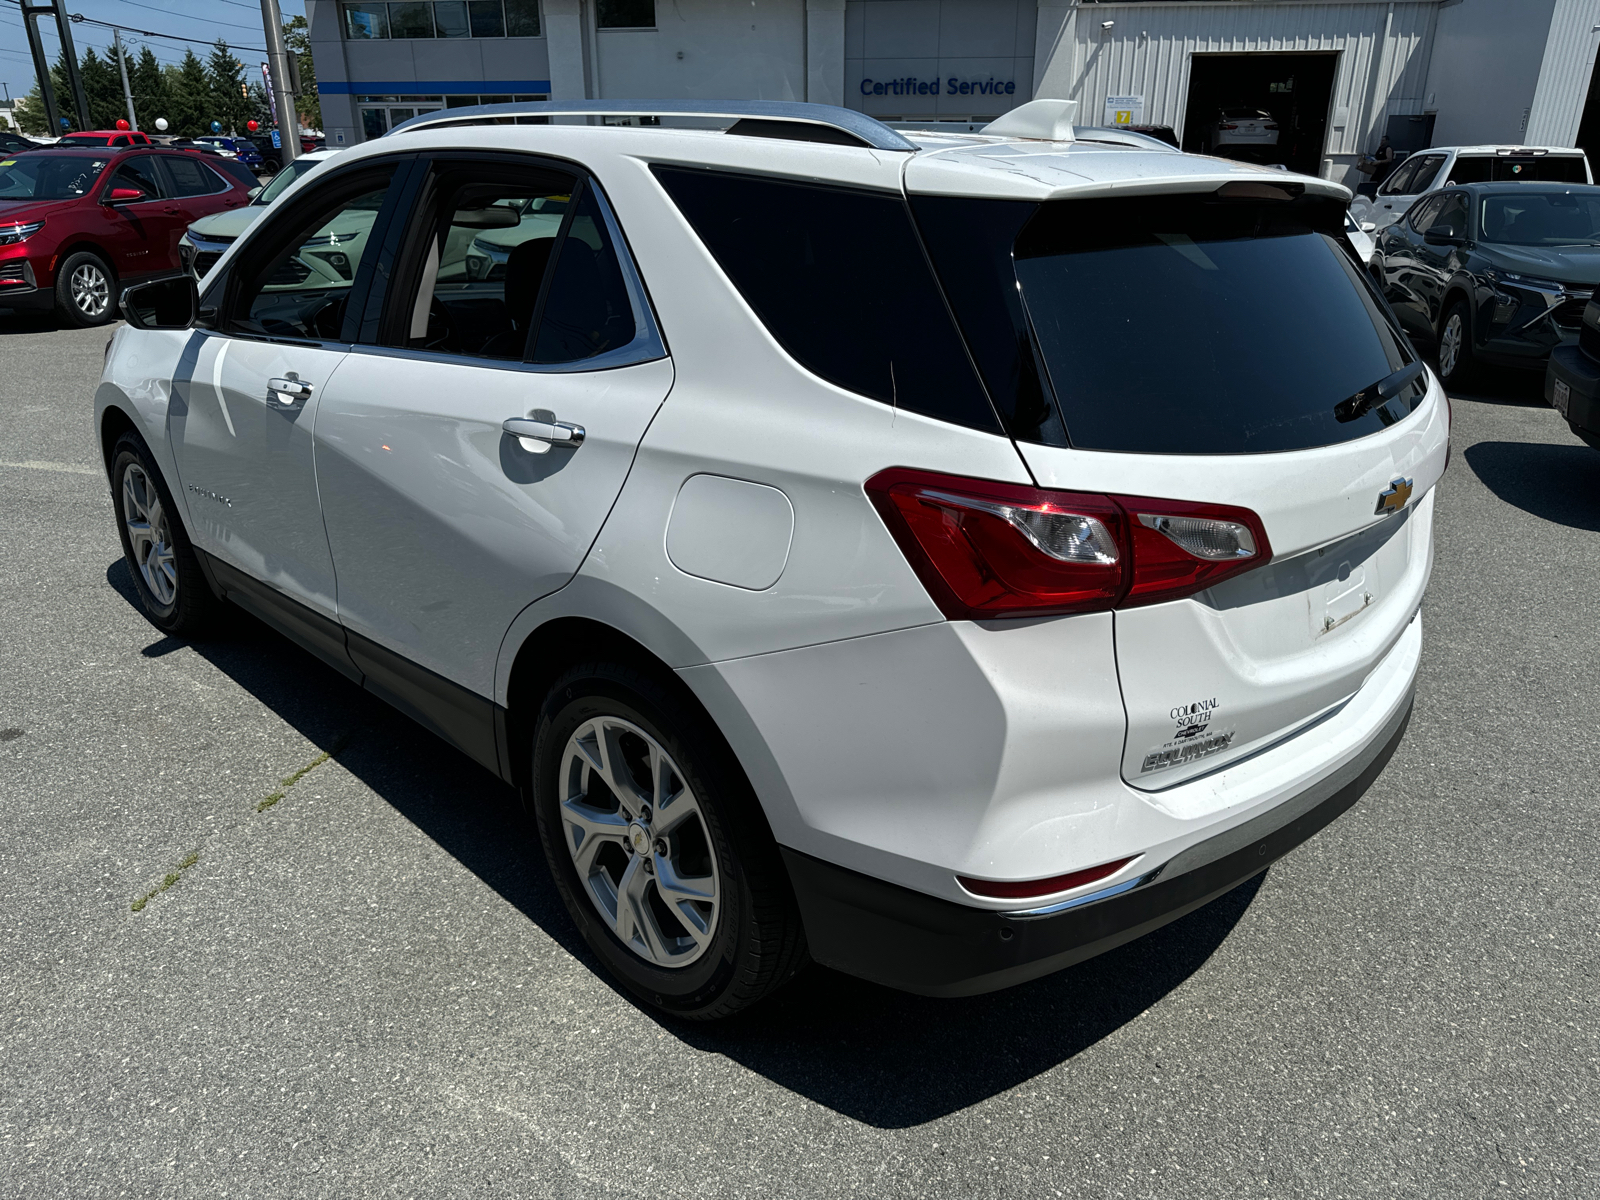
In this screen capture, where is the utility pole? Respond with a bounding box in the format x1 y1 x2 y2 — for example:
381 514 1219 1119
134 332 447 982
260 0 300 163
113 27 137 131
19 3 63 134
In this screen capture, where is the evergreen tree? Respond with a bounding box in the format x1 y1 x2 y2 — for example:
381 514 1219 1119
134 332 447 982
284 15 320 132
132 47 172 131
79 48 127 132
170 49 210 136
49 46 80 133
15 83 51 135
205 40 252 134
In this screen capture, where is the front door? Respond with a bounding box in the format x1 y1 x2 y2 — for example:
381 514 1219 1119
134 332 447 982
166 160 407 658
100 153 182 281
314 158 672 702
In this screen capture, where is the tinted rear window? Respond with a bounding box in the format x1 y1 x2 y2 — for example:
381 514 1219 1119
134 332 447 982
1449 155 1588 184
652 166 1000 433
1011 194 1420 455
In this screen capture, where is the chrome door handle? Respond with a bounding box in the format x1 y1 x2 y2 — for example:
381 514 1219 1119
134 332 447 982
266 374 313 405
503 416 585 453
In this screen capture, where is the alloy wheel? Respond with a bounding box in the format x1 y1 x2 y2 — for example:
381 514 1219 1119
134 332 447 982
1439 313 1462 379
559 715 721 967
71 262 110 319
122 463 177 607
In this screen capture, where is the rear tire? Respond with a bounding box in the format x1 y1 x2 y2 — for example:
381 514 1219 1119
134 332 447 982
530 661 807 1019
109 431 218 636
54 250 116 327
1436 297 1476 389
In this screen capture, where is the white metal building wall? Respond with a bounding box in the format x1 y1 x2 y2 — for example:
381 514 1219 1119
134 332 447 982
1034 0 1442 182
1527 0 1600 146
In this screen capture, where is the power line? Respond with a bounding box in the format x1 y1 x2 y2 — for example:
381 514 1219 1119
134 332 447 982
108 0 269 34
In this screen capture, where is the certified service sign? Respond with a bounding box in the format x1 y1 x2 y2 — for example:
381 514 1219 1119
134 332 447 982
1103 94 1144 126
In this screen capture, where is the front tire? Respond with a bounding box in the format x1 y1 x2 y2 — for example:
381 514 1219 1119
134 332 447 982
54 250 116 327
109 431 218 636
1436 297 1476 388
531 662 807 1019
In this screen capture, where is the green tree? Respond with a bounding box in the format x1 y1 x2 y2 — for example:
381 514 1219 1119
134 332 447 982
132 47 172 131
79 48 127 132
14 84 51 135
49 46 81 133
284 15 320 132
206 40 252 134
169 49 210 136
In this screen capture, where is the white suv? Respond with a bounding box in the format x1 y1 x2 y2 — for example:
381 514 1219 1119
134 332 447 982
98 99 1448 1018
1351 144 1592 232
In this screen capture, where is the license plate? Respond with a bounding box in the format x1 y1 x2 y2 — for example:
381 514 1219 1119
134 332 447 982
1553 378 1572 417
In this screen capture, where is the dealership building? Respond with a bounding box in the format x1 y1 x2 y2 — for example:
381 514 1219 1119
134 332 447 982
307 0 1600 185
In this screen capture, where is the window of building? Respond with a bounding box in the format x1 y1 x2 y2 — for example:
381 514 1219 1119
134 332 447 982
358 96 547 140
343 0 541 38
597 0 653 28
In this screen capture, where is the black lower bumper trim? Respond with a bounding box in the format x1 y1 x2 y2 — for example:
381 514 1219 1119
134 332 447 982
782 690 1413 998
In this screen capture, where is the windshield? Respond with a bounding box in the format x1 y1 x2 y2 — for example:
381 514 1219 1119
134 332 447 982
253 156 322 205
1010 194 1419 454
0 154 109 200
1480 192 1600 245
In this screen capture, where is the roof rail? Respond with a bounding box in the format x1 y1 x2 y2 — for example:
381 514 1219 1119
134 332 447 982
386 99 918 152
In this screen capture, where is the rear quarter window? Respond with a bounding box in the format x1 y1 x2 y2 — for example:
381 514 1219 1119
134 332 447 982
651 166 1000 434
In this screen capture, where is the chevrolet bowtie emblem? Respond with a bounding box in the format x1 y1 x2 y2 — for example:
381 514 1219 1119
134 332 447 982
1375 477 1414 516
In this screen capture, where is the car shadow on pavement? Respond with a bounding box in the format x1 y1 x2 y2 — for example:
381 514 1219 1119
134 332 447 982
1464 441 1600 531
107 557 1262 1127
1446 364 1547 407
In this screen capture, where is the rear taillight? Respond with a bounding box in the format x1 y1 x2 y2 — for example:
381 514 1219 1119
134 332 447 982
865 468 1271 618
1264 122 1279 130
1220 123 1239 130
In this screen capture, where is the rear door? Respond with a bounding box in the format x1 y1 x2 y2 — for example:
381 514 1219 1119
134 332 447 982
918 186 1449 789
313 154 672 701
100 153 182 280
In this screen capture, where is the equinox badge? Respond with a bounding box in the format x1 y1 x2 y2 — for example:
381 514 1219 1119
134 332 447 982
1375 477 1413 516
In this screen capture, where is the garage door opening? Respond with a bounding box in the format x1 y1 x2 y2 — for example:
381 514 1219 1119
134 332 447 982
1182 53 1338 176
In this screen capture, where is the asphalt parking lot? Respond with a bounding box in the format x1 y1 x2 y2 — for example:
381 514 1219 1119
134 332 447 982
1 313 1596 1198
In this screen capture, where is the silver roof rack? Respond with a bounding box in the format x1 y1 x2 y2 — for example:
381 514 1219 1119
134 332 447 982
387 99 918 152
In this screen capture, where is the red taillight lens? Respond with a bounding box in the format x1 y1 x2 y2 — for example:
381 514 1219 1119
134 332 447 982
959 856 1135 901
1113 494 1272 608
865 469 1127 618
866 469 1272 618
1220 123 1239 130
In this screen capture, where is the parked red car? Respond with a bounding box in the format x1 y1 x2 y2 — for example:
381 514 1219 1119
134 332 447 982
54 129 154 149
0 146 250 326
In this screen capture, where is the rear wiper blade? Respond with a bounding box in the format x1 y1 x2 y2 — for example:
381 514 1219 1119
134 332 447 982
1334 360 1426 423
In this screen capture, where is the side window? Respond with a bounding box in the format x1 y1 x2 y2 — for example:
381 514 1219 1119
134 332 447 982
1447 156 1491 185
1432 194 1468 238
652 166 999 432
1379 158 1419 197
160 155 226 198
1407 155 1446 193
1407 194 1446 234
402 166 577 359
228 170 396 341
107 155 164 199
531 185 637 363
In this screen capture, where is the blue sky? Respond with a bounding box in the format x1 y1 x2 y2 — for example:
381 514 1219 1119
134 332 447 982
1 0 308 106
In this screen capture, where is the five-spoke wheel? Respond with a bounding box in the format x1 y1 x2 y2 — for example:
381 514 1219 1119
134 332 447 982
121 462 178 608
109 431 217 635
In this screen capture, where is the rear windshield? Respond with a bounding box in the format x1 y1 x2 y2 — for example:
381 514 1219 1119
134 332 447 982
1010 193 1420 454
59 134 113 146
0 153 109 199
1448 155 1588 184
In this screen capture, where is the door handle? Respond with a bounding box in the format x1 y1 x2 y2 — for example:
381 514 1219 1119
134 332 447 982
266 373 313 406
503 416 585 453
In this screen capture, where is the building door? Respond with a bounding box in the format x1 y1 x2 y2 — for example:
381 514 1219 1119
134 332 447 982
1182 52 1338 176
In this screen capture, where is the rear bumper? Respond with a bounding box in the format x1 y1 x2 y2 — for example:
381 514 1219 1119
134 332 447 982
784 687 1413 997
1546 343 1600 434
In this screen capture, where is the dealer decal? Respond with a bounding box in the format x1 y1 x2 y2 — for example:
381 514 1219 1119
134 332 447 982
1141 696 1234 773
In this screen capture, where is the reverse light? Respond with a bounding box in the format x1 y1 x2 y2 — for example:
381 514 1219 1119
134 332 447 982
865 468 1272 618
0 219 44 246
959 856 1135 900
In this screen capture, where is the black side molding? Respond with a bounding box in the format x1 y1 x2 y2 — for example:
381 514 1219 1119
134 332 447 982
197 549 509 782
782 691 1412 998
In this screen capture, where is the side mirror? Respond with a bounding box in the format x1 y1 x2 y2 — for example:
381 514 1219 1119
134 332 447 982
106 186 146 204
121 274 198 330
1359 221 1376 233
1424 227 1463 246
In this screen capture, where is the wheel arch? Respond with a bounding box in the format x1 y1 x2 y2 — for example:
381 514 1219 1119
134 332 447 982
1439 279 1477 343
99 400 138 472
53 240 119 287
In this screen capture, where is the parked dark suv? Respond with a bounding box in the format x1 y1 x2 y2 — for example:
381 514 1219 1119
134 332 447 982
1374 182 1600 387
